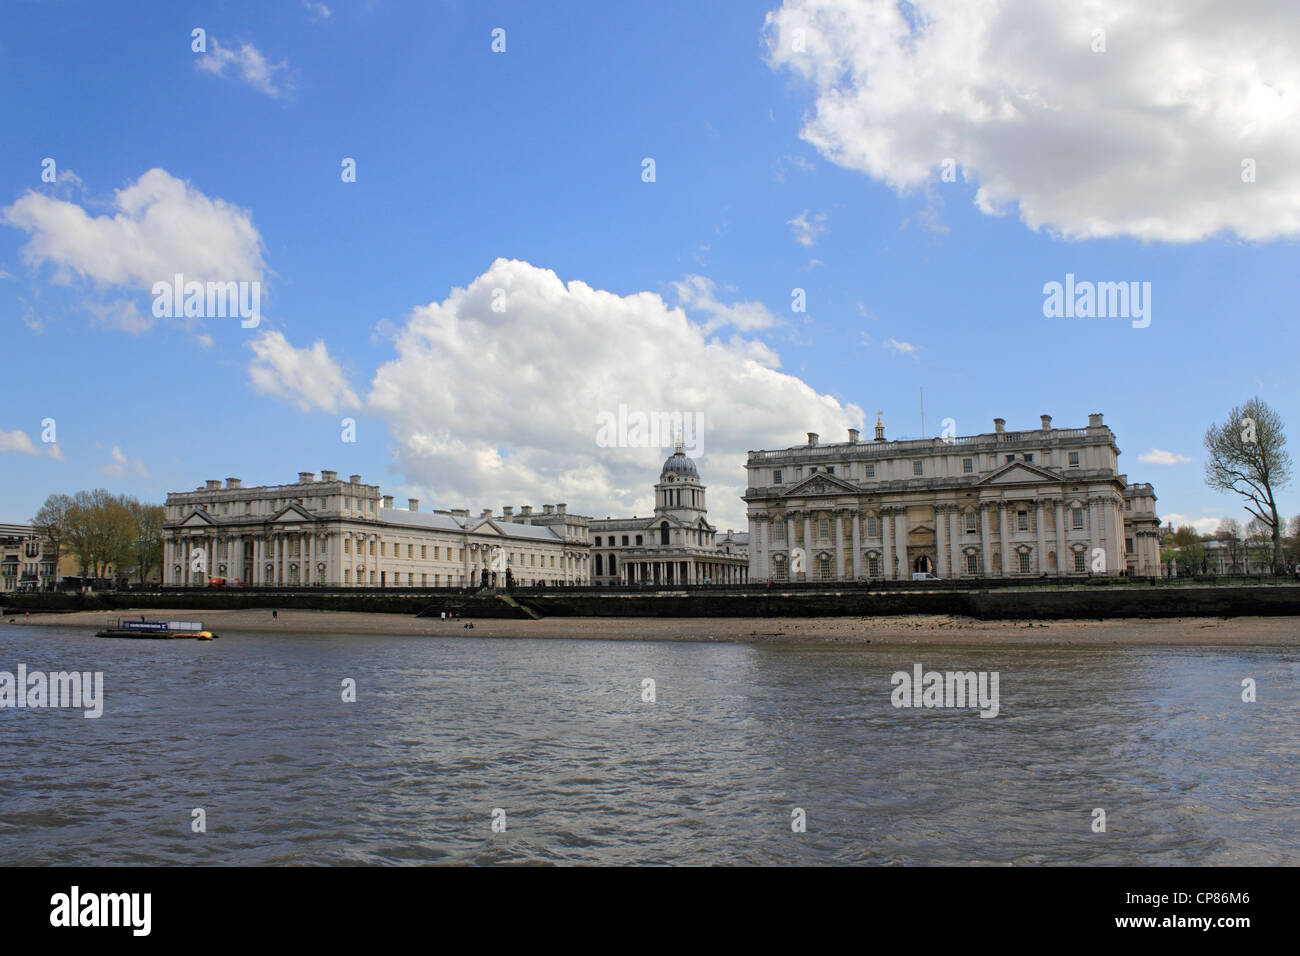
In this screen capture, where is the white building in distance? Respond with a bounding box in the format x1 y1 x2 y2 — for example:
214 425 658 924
743 413 1161 582
162 471 590 588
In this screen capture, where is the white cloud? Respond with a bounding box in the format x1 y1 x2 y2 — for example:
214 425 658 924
365 258 864 530
882 337 919 354
671 274 780 333
87 298 154 335
302 1 332 21
0 429 40 455
3 168 266 293
101 445 148 479
787 209 827 246
1163 513 1220 536
247 330 360 413
196 37 293 98
765 0 1300 241
1138 448 1193 465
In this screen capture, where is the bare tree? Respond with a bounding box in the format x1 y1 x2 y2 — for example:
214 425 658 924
1204 397 1293 574
31 493 73 586
1214 517 1244 573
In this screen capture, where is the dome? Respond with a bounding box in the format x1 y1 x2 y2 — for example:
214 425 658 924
661 442 699 479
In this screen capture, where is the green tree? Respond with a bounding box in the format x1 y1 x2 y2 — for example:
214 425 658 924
1204 397 1293 574
31 493 73 584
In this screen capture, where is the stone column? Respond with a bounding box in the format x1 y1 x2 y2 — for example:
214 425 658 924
851 509 862 580
894 506 909 578
833 510 846 581
935 505 948 578
1035 499 1047 574
1055 498 1066 576
949 508 962 577
979 503 992 577
998 502 1010 577
881 507 893 579
802 513 812 581
760 518 771 580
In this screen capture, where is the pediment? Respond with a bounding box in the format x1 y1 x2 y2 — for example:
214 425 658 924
976 461 1062 486
781 472 859 497
271 503 316 523
180 509 216 527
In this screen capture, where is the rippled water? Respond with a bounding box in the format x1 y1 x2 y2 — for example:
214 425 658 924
1 623 1297 865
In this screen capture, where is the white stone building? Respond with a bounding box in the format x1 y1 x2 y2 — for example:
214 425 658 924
162 471 590 587
588 441 749 586
744 413 1162 582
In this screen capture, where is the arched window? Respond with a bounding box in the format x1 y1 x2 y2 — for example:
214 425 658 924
595 554 603 576
660 523 670 546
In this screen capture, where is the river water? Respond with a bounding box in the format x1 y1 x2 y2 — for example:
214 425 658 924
1 623 1296 865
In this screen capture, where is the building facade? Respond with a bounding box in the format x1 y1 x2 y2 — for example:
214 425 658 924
162 471 591 587
744 413 1162 582
0 522 57 592
588 441 749 586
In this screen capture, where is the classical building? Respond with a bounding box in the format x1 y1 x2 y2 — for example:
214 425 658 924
589 441 749 586
743 413 1162 582
0 522 57 592
162 471 591 587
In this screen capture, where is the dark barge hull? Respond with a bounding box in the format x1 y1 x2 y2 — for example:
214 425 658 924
96 629 216 639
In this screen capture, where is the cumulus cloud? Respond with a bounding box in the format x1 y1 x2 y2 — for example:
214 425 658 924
196 37 293 98
365 258 863 529
1138 448 1193 465
0 429 40 456
764 0 1300 241
1163 513 1220 535
3 168 266 292
671 274 780 333
882 337 919 354
302 1 332 21
247 330 361 413
101 445 148 479
787 209 827 246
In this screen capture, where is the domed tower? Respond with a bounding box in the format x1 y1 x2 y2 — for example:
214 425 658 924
654 438 707 528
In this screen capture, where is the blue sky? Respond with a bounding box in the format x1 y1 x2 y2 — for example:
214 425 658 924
2 0 1297 534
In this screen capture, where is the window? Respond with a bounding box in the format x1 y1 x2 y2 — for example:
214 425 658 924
635 535 643 545
344 539 351 555
422 573 427 586
818 556 832 580
344 569 351 583
595 536 601 546
622 535 629 546
370 541 376 556
1006 455 1015 464
407 544 413 558
1126 538 1133 553
1069 451 1080 467
963 458 973 473
867 515 878 537
868 555 880 576
609 556 617 574
408 573 414 586
773 470 783 485
660 523 670 546
369 571 376 585
773 558 788 582
773 522 786 542
865 463 876 478
825 466 834 475
966 512 977 532
913 460 923 475
595 554 603 576
421 545 427 559
1017 510 1029 531
966 553 979 575
819 519 830 539
434 546 440 560
1072 508 1085 530
1074 551 1087 573
1019 553 1031 574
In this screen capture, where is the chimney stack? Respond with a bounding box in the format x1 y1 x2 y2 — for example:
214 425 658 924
1088 413 1104 428
1040 415 1052 430
408 499 419 512
543 504 555 515
994 418 1005 434
321 470 338 482
205 479 220 490
807 432 819 446
557 503 567 514
349 474 361 484
502 506 513 518
382 495 394 509
298 471 314 484
848 428 860 443
481 508 492 518
226 478 242 489
521 506 533 516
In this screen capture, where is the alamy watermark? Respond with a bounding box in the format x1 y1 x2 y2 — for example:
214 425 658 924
1 664 103 718
152 273 260 328
1042 273 1150 329
595 404 704 456
890 663 999 718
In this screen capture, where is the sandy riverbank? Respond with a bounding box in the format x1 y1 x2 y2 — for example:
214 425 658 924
4 607 1298 645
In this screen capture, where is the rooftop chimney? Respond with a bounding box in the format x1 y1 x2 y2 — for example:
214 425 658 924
848 428 860 443
206 479 220 490
451 508 469 518
557 503 567 514
1088 413 1104 428
502 506 513 518
807 432 819 446
226 478 241 489
321 470 338 482
481 508 493 518
298 471 314 484
521 506 533 516
349 474 361 484
382 495 394 509
1040 415 1052 430
543 504 555 515
994 418 1006 434
408 499 419 512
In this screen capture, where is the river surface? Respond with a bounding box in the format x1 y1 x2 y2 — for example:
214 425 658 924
1 623 1297 865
